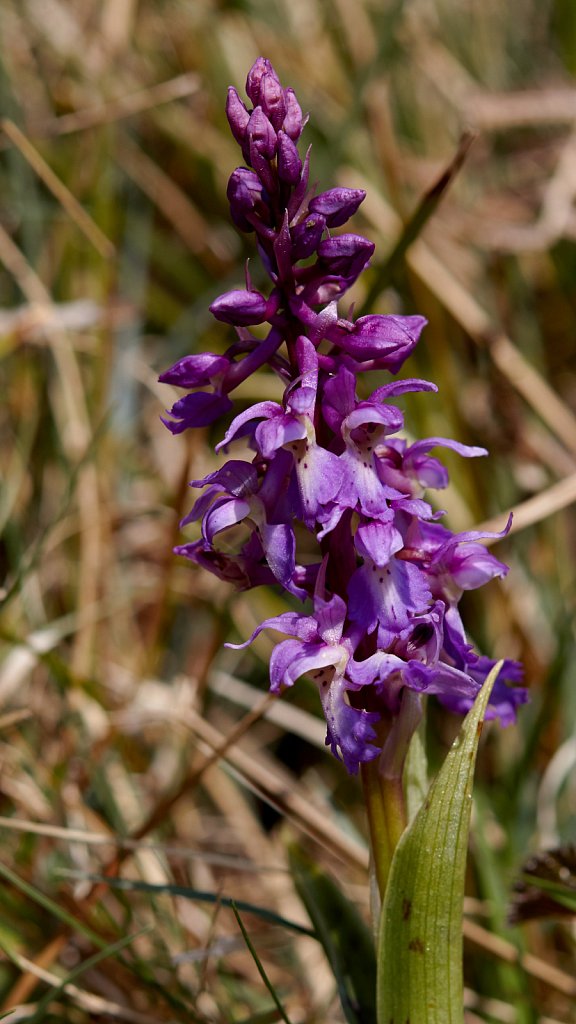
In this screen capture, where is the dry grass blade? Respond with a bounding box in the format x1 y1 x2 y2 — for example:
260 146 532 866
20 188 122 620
118 135 228 263
0 948 161 1023
475 470 576 538
2 119 115 260
408 243 576 456
24 72 201 138
348 171 576 456
463 919 576 998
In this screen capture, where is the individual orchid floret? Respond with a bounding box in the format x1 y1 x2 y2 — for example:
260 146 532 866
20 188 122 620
376 436 487 496
159 352 230 389
328 313 428 371
209 288 272 327
217 337 344 527
228 583 381 773
309 187 366 227
188 456 304 596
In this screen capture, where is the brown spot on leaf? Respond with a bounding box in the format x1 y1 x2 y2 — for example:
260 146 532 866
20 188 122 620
408 937 425 953
402 898 412 920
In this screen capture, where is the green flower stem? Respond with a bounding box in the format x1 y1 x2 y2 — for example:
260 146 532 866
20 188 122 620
361 758 394 899
362 692 421 901
380 774 408 859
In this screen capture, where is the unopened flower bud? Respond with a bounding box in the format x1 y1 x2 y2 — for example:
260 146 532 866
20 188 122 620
247 106 277 160
227 167 266 231
291 213 326 260
210 288 269 326
318 233 374 277
282 88 304 140
226 87 250 145
159 353 230 388
277 130 302 184
246 57 279 106
259 72 286 130
329 313 427 371
310 188 366 228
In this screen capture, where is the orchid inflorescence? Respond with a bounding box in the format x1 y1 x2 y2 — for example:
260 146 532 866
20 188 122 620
161 58 527 774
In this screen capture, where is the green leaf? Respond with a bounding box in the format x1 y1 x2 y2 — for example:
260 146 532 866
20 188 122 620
289 845 377 1024
377 663 501 1024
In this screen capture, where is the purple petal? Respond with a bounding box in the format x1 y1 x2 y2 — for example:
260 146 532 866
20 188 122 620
343 401 404 435
258 520 297 588
216 401 282 451
314 593 348 645
181 484 221 526
191 460 258 497
162 391 233 433
355 520 403 566
336 447 403 517
226 611 319 651
246 58 279 106
295 444 344 526
439 542 509 590
369 378 437 401
406 437 488 460
438 658 528 725
319 676 380 773
270 639 348 690
318 234 374 275
247 106 277 159
291 213 326 260
203 497 251 542
256 413 306 458
348 558 432 638
321 366 357 433
348 651 407 688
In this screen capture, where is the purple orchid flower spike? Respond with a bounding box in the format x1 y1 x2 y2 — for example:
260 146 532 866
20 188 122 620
161 56 527 782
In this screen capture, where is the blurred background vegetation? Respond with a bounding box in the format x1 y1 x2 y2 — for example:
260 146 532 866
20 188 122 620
0 0 575 1020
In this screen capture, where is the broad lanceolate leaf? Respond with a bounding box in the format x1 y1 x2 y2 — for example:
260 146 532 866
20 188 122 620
377 663 501 1024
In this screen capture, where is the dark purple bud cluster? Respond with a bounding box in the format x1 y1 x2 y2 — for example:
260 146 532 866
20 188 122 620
161 59 527 773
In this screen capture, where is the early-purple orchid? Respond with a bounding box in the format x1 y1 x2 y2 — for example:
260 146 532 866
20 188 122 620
161 57 527 775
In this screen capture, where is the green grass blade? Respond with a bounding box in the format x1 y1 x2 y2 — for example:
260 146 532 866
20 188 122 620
61 872 315 937
289 845 377 1024
25 925 152 1023
377 663 501 1024
231 902 293 1024
0 859 108 950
